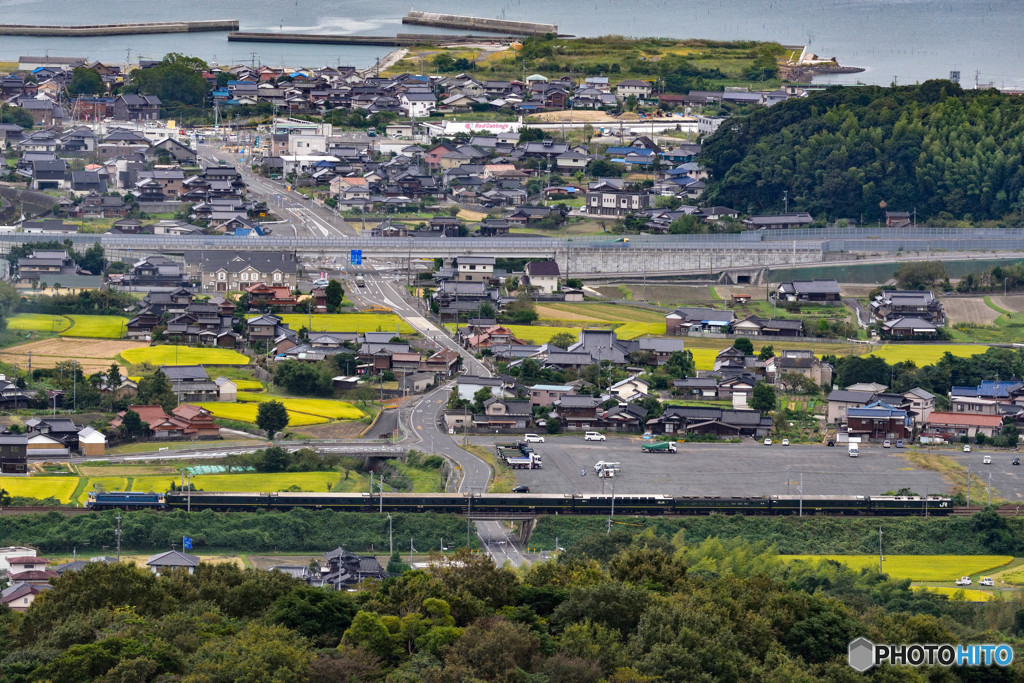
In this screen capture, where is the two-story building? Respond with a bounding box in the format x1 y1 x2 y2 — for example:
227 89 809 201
457 256 495 283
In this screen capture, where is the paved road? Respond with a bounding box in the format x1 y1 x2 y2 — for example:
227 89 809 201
472 436 950 498
476 519 530 568
198 143 355 238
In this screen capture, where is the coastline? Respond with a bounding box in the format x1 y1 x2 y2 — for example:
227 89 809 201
781 62 866 83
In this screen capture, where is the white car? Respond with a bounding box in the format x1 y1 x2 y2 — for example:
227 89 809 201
983 455 992 464
955 576 972 586
763 438 772 446
312 278 329 287
523 434 544 443
980 577 995 587
584 432 606 441
883 440 891 448
964 445 972 453
781 438 790 446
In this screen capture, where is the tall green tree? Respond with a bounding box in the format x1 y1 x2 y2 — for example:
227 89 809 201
130 53 210 107
136 369 177 412
750 381 776 414
325 279 344 313
67 67 104 96
256 400 289 440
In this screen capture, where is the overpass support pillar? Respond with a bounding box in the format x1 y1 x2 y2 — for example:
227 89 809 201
517 517 537 546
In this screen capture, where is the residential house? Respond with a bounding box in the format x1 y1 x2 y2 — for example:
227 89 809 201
586 183 650 217
672 378 720 399
903 387 936 427
0 434 28 474
186 251 298 292
113 94 161 121
880 317 939 339
609 376 650 402
665 307 735 335
162 365 224 402
769 349 832 388
950 396 1002 416
113 404 220 440
871 290 945 325
923 412 1004 441
245 283 298 311
147 550 200 575
0 582 51 612
457 256 495 283
530 384 575 407
615 79 653 99
474 398 532 431
826 389 876 425
846 402 910 440
776 279 841 303
553 395 602 431
523 260 560 294
647 406 773 438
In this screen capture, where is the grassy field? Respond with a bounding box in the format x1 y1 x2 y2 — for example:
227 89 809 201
278 313 413 335
121 346 250 366
7 313 71 333
63 315 128 339
235 392 365 419
205 366 263 391
615 322 668 339
132 471 340 494
909 586 995 602
538 302 668 324
781 555 1013 582
866 344 994 366
506 324 586 345
0 476 78 503
194 402 329 427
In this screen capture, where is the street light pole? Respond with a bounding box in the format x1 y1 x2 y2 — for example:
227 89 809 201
386 513 393 556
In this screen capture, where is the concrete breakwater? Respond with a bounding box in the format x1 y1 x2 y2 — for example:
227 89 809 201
402 11 556 36
0 20 238 36
228 32 513 47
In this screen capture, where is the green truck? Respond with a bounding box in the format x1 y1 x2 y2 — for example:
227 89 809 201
642 441 677 453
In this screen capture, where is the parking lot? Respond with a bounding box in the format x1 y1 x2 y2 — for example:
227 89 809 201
471 436 949 498
946 449 1024 502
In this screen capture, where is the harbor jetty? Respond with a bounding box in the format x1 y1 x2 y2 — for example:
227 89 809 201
0 20 238 37
401 11 556 36
228 32 514 47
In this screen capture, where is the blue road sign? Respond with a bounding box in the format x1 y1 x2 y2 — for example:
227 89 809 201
350 249 362 265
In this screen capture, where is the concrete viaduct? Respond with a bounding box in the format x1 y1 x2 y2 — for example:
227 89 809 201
1 227 1021 278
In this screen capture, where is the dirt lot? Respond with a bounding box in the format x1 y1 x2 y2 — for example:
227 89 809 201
989 295 1024 313
0 338 149 374
944 297 1001 325
595 284 720 307
299 420 369 439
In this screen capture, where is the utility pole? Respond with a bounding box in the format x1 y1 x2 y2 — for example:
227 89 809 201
379 475 385 513
115 512 122 561
878 527 883 573
466 491 472 548
798 472 803 517
386 513 393 556
988 472 992 507
606 477 616 534
967 468 971 507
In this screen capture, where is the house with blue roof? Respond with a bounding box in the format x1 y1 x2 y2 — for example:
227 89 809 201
950 380 1024 399
846 401 911 440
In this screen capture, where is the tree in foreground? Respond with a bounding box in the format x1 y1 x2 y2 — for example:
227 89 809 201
750 381 777 414
256 400 289 440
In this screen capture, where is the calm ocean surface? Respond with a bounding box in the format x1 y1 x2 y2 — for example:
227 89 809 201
0 0 1021 87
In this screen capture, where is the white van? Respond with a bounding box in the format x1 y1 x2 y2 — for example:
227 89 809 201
584 432 606 441
523 434 545 443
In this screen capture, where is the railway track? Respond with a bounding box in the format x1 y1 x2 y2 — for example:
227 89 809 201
951 505 1024 516
0 506 92 516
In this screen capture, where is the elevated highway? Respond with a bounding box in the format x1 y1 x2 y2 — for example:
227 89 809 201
3 226 1024 275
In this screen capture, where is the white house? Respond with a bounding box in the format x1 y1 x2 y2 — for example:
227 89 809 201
77 426 106 457
400 92 437 118
523 260 560 294
609 375 650 402
215 377 237 402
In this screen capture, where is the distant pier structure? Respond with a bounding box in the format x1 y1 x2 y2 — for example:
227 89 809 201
0 20 238 37
402 11 556 36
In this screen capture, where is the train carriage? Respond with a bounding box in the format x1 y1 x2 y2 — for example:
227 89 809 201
770 495 869 515
868 495 952 516
672 496 772 515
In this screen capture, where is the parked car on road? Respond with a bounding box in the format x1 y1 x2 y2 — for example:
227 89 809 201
883 440 891 448
312 278 329 287
584 432 606 441
896 440 904 448
763 438 772 446
512 485 530 493
523 434 545 443
980 577 995 586
984 455 992 464
964 445 972 453
955 576 972 586
781 438 790 446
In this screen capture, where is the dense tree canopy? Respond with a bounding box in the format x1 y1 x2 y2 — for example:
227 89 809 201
702 80 1024 223
129 53 210 107
2 529 1020 681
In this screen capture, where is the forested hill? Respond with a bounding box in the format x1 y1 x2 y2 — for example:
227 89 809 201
701 80 1024 224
